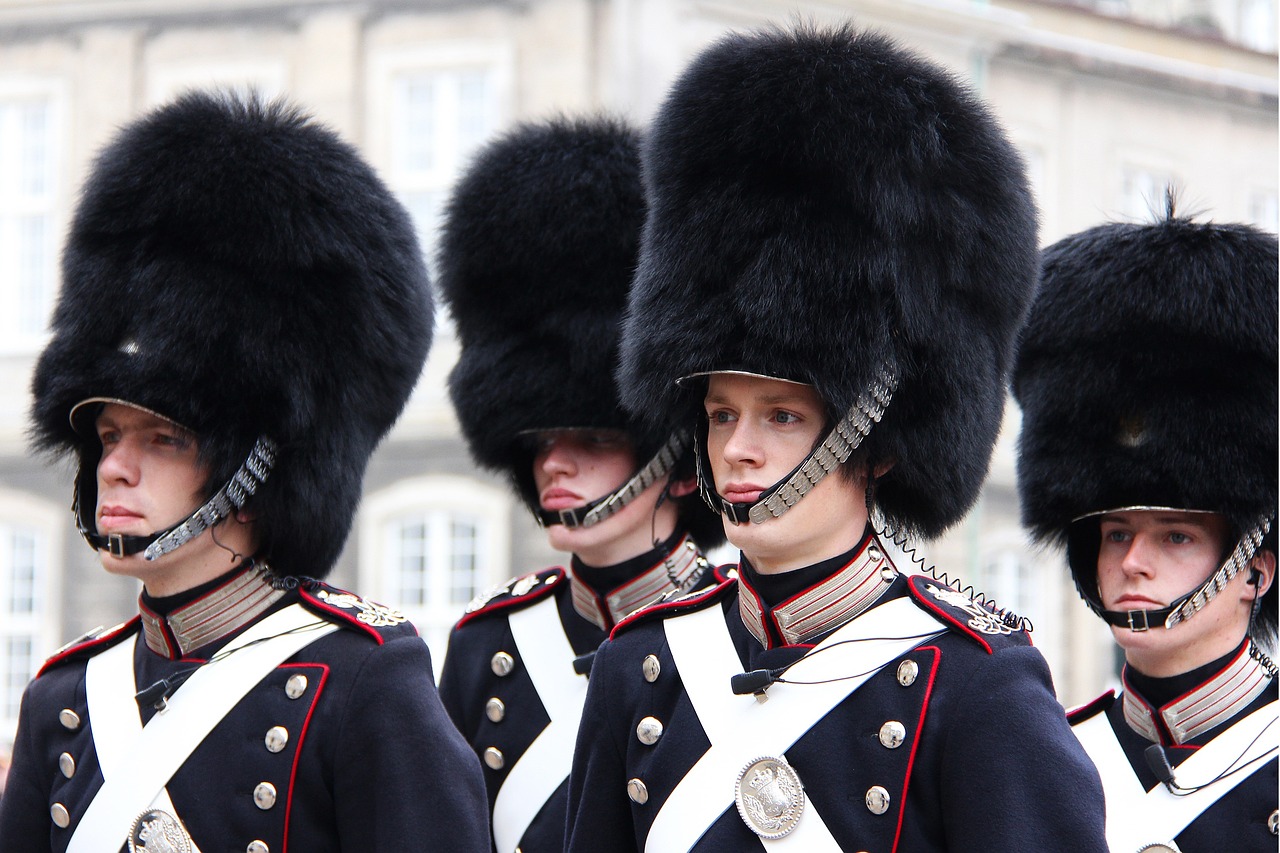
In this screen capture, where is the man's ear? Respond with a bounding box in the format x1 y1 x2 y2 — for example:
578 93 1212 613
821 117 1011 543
668 477 697 498
1246 550 1276 599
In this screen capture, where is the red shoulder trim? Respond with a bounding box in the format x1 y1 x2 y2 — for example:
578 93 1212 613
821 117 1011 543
1067 690 1116 725
38 618 139 677
455 567 566 628
300 584 418 645
905 574 1030 655
712 563 738 584
610 577 736 639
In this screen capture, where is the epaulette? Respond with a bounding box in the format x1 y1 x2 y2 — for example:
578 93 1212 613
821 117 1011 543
454 567 565 629
712 563 738 584
301 582 417 645
610 576 736 640
906 574 1031 654
38 618 138 677
1067 690 1115 726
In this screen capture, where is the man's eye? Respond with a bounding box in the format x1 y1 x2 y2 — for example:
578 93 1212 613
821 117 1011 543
707 410 734 424
775 411 799 424
1168 532 1191 545
99 431 119 445
1102 529 1129 543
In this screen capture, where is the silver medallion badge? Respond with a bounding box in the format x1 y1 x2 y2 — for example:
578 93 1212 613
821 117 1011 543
924 584 1015 636
128 809 193 853
734 756 805 839
317 590 407 627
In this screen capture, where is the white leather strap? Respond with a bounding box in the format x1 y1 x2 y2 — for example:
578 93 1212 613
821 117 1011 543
83 634 201 852
492 596 589 853
647 597 943 852
70 604 338 853
1073 698 1278 853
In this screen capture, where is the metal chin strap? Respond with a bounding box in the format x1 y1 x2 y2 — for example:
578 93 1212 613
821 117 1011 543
536 431 689 529
1086 516 1272 631
697 362 898 526
77 436 277 560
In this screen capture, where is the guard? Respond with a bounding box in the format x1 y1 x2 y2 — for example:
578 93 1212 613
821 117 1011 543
434 116 723 853
1014 197 1278 852
564 24 1108 852
0 91 489 851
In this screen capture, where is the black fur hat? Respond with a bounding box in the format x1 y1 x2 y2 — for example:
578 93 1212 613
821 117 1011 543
439 116 723 546
30 91 432 579
618 24 1038 539
1013 208 1277 538
1013 206 1277 638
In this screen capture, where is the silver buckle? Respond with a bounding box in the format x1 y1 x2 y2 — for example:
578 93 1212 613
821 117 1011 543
1127 610 1151 631
108 534 126 558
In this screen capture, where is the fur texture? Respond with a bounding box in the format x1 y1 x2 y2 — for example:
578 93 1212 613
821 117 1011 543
438 116 723 546
617 25 1038 538
30 91 432 578
1014 215 1277 541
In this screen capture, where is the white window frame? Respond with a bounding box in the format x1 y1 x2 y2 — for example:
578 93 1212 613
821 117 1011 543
0 78 66 355
0 490 62 744
365 41 513 290
358 475 511 670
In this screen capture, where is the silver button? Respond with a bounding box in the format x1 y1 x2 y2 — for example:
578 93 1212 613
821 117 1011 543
1135 846 1176 853
247 842 270 853
865 785 891 815
51 803 70 828
264 726 289 754
253 782 277 810
642 655 661 683
484 747 505 770
1271 809 1279 835
879 564 896 581
491 651 515 677
59 709 81 730
636 716 664 746
896 660 918 687
285 674 308 699
879 721 906 749
486 697 506 723
58 752 75 779
627 778 649 804
867 545 882 562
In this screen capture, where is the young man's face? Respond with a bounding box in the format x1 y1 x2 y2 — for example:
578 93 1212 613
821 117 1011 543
703 373 867 574
533 429 681 567
94 402 238 594
1097 509 1271 676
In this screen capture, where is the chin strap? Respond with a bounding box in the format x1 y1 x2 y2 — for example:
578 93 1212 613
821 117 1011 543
77 437 277 561
536 431 688 529
1087 517 1272 631
698 362 898 526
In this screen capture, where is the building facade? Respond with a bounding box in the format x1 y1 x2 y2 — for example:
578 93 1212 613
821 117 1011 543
0 0 1274 745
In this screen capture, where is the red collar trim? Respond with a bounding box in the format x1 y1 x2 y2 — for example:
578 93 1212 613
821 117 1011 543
570 534 708 631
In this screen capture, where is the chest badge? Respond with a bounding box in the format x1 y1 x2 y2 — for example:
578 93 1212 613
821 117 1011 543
734 756 805 839
128 809 193 853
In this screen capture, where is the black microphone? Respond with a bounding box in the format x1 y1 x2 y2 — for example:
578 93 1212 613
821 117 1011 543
731 669 777 696
1144 744 1179 790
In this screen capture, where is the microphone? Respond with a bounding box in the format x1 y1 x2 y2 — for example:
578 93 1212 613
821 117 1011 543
731 669 777 696
1144 744 1180 791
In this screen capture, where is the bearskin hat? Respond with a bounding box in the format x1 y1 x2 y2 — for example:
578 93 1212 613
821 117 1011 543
439 116 723 546
617 25 1038 539
30 90 432 579
1014 207 1278 542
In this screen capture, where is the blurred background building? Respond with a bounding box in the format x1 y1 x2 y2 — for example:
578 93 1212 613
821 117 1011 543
0 0 1274 749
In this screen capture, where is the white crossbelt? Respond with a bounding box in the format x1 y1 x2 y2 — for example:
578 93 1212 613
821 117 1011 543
492 596 589 853
648 596 945 853
1072 699 1278 853
70 603 338 853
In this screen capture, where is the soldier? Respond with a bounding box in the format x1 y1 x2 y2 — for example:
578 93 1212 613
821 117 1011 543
1014 198 1278 852
564 24 1108 852
434 117 723 853
0 91 489 852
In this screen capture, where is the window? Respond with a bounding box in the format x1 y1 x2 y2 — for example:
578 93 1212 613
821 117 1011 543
1120 164 1178 222
1250 189 1278 233
359 476 511 670
0 505 60 742
368 44 510 285
0 89 61 350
